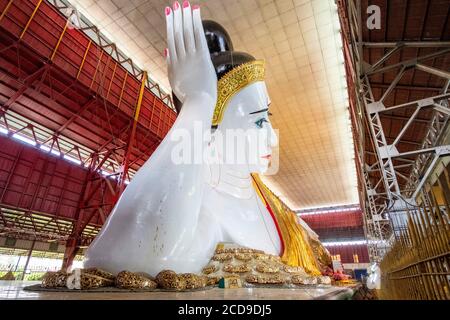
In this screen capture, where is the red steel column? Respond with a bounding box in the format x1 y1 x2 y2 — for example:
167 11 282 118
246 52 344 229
61 153 99 270
20 240 36 280
116 71 147 194
62 71 147 269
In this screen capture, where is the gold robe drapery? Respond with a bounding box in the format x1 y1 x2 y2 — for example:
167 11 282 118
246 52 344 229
251 174 325 276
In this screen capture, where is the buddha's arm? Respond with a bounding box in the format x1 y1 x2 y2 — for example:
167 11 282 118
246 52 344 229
122 3 218 259
85 3 218 268
124 3 219 255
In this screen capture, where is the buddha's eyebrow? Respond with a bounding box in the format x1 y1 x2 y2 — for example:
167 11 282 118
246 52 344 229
249 108 269 115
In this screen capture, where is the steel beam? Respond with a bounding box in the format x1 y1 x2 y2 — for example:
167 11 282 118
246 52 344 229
105 62 118 99
0 0 13 22
46 0 175 111
341 0 450 264
416 63 450 80
392 107 421 146
76 40 91 80
0 147 22 204
367 44 404 74
19 0 44 40
62 153 98 270
89 51 104 90
364 49 450 76
20 240 35 280
377 93 450 114
362 41 450 48
117 71 147 191
337 0 391 262
50 21 68 62
0 65 48 112
371 83 442 92
56 99 95 134
61 146 118 269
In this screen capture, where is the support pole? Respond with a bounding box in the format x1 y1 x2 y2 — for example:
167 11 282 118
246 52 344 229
76 41 91 79
362 41 450 48
21 240 36 280
117 71 147 192
19 0 43 39
62 153 98 270
0 0 13 22
416 63 450 80
50 21 68 61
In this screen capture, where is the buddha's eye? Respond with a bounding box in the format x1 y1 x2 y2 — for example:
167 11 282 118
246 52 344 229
255 118 268 128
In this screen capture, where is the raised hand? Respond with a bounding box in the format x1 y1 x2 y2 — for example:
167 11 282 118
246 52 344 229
165 1 217 107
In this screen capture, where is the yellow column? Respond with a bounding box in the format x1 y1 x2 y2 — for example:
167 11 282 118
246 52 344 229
20 0 44 39
50 21 68 61
0 0 13 23
76 41 92 79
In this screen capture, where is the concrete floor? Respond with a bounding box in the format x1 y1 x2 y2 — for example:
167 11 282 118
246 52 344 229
0 281 355 300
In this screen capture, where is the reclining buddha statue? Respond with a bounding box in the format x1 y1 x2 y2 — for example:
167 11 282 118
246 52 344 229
84 2 327 277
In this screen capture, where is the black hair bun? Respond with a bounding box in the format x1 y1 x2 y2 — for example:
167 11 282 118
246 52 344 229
172 20 255 114
203 20 255 80
203 20 233 54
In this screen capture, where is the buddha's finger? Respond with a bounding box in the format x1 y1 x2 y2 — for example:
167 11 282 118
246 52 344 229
182 1 195 54
165 6 177 63
192 5 207 55
164 48 170 66
173 1 186 58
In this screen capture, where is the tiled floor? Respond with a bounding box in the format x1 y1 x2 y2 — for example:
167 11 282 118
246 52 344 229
0 281 355 300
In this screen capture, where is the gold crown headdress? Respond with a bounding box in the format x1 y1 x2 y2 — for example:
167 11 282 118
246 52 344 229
212 60 266 127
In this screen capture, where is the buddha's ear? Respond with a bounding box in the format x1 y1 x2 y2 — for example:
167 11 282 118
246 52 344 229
172 92 183 114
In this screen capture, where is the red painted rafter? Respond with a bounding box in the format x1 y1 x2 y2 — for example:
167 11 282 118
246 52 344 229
0 64 48 112
117 71 147 193
55 98 96 134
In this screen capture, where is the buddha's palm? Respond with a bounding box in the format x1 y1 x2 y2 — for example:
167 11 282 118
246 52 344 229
166 3 217 112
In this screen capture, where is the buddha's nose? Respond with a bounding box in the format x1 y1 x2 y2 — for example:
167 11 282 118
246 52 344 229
268 125 278 148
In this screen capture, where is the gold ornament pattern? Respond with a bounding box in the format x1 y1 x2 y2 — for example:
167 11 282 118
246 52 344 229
212 60 266 126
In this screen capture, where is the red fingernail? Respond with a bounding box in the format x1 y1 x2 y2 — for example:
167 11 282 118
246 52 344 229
173 1 179 10
164 48 168 57
192 4 199 10
183 1 189 8
165 7 171 15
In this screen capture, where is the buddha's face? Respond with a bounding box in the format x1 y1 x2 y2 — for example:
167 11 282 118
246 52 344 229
217 81 278 174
